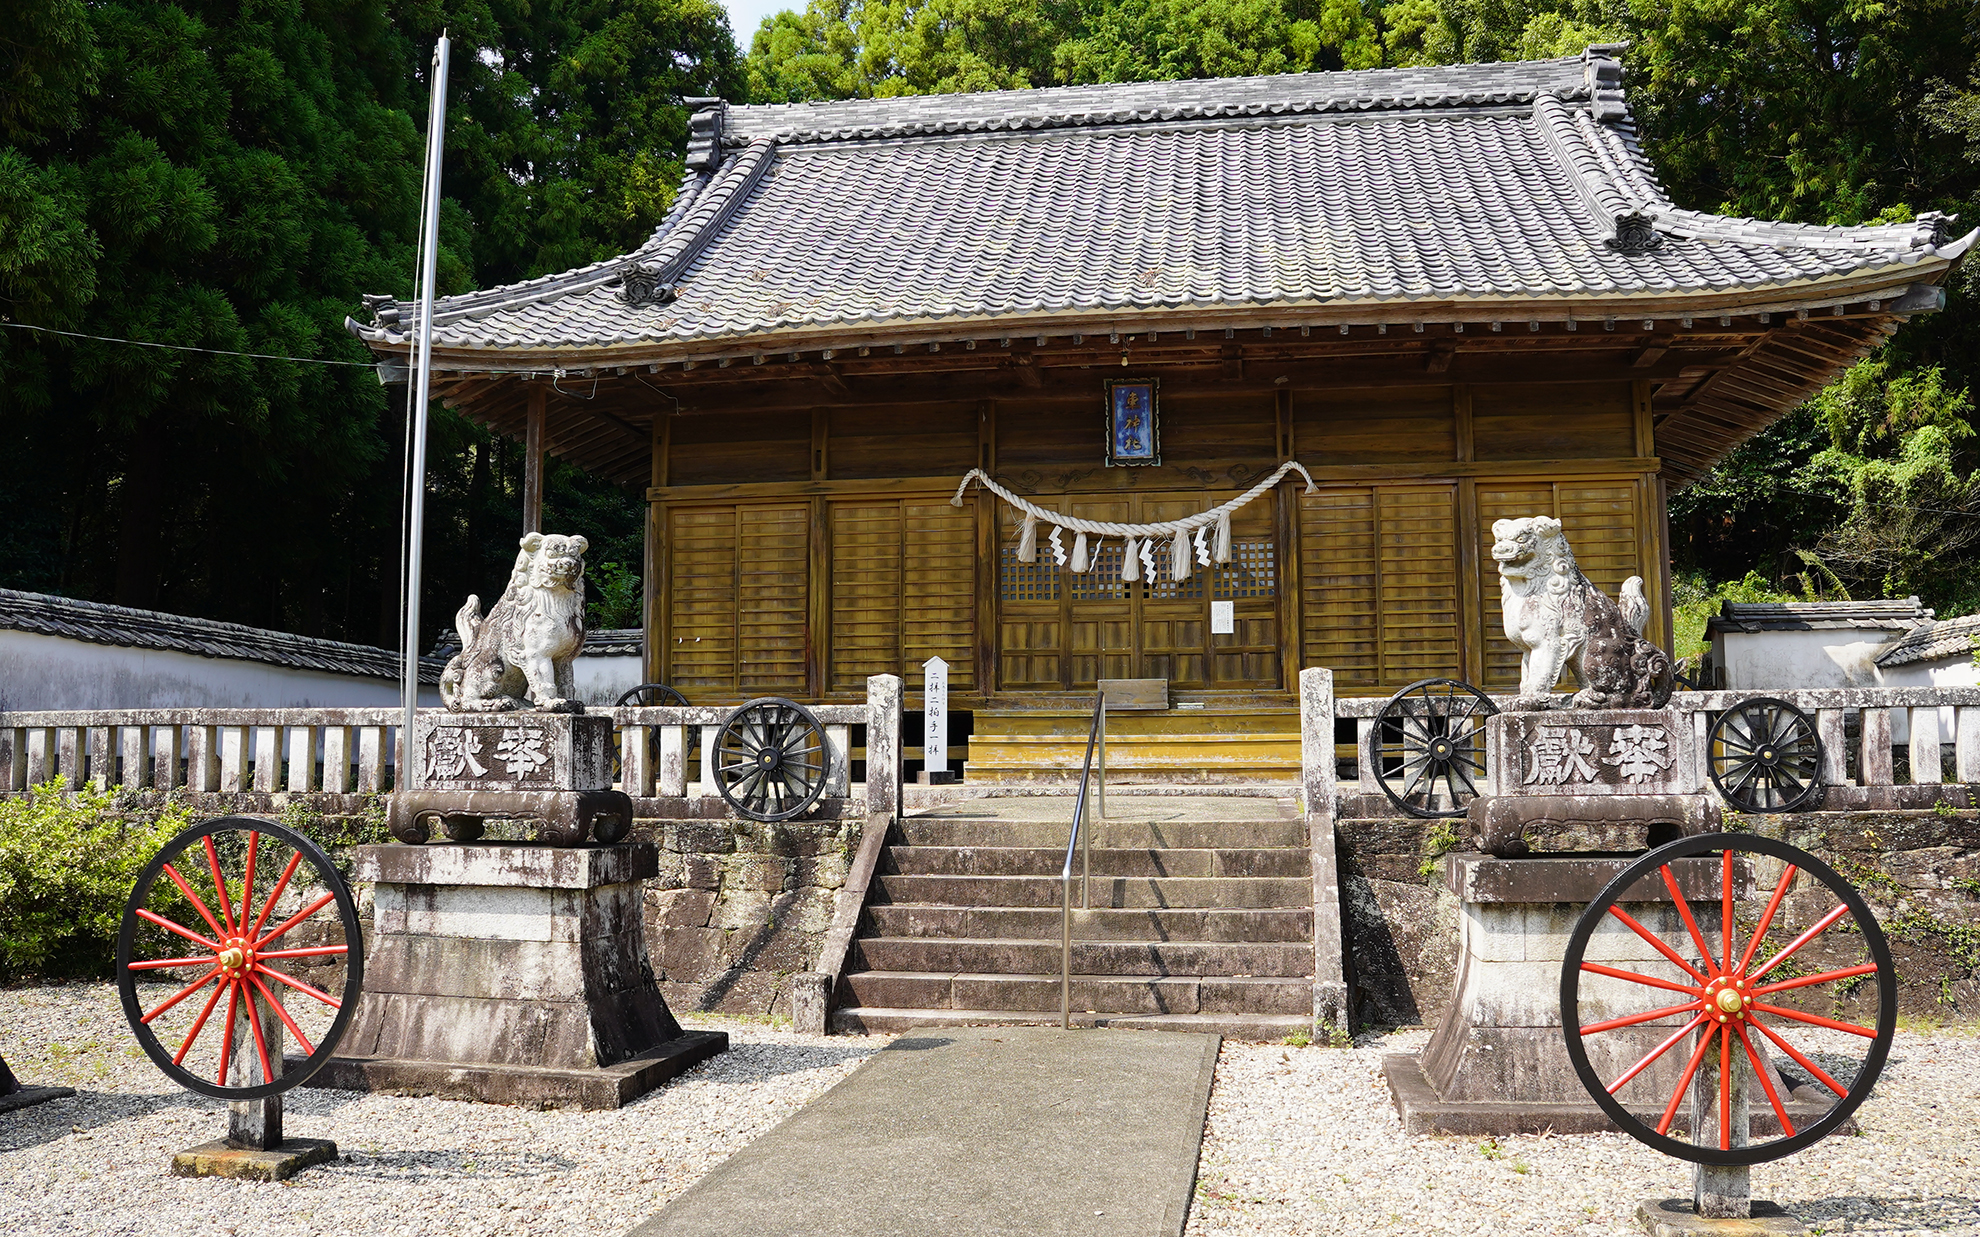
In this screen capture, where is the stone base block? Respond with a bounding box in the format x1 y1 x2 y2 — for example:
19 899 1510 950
304 1029 728 1110
1637 1199 1806 1237
0 1085 75 1113
1383 1054 1836 1138
171 1137 337 1182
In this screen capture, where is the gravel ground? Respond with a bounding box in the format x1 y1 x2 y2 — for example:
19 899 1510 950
1187 1027 1980 1237
6 983 1976 1236
0 982 888 1237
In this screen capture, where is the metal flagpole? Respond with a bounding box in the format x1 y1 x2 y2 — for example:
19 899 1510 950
403 32 450 775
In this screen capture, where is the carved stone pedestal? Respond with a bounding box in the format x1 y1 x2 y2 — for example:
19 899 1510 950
1385 855 1745 1135
391 712 632 847
304 843 725 1108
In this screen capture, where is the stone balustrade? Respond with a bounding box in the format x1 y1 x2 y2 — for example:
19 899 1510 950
0 680 899 820
1333 685 1980 809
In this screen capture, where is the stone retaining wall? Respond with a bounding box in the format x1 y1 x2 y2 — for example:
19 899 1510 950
1338 803 1980 1031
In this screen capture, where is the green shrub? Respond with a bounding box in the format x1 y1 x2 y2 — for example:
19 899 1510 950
0 783 197 981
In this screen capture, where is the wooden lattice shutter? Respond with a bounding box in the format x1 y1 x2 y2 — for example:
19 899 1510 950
1300 485 1459 691
829 498 976 694
666 503 808 695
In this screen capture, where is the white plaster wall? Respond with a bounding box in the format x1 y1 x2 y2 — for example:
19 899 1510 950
0 630 442 711
1714 629 1903 691
573 652 644 707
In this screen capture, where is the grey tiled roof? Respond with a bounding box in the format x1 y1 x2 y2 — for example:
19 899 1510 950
0 589 444 684
1875 613 1980 668
429 627 641 659
1708 598 1932 634
350 51 1971 359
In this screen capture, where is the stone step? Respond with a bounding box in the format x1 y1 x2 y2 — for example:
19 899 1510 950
852 936 1314 977
865 904 1314 942
828 1006 1312 1041
841 970 1313 1016
870 873 1312 910
895 817 1308 850
882 845 1310 878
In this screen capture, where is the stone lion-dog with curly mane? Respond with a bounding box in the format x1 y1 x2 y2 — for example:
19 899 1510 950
440 532 589 713
1492 515 1673 711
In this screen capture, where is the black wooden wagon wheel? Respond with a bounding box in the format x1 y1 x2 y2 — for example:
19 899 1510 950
1375 677 1499 819
116 816 363 1101
1708 696 1823 813
615 682 696 784
1561 833 1894 1165
713 697 829 822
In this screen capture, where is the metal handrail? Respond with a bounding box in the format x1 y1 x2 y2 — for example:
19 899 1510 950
1061 693 1107 1029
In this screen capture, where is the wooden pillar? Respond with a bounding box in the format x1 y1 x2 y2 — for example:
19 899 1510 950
645 412 670 686
523 386 547 534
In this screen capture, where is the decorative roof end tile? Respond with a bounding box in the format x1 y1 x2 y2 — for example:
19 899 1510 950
685 98 728 173
1582 43 1629 122
1606 212 1664 254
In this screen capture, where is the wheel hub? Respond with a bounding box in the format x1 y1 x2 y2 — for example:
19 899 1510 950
217 939 253 975
1430 738 1453 760
1703 975 1750 1023
756 749 780 772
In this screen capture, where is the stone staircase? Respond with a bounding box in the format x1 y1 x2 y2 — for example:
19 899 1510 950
831 800 1315 1039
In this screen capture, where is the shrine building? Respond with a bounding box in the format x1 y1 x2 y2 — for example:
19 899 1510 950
351 48 1971 779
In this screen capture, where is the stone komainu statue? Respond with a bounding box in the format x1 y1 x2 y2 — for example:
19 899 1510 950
1493 516 1674 710
440 532 589 713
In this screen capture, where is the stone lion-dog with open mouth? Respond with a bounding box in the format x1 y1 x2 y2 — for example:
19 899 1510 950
1492 515 1673 711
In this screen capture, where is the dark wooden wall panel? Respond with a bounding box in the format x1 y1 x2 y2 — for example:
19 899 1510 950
668 411 811 484
1295 386 1457 463
1471 382 1634 460
830 405 978 479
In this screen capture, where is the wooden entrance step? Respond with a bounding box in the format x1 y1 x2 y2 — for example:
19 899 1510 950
963 708 1300 784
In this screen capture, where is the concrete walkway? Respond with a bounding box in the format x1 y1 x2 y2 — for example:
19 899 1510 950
627 1026 1221 1237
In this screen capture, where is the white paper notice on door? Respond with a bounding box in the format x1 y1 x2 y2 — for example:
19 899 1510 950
1210 600 1235 635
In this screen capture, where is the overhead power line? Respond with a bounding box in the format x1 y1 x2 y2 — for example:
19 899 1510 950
1 320 378 367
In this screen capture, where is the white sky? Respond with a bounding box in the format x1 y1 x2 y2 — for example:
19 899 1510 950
721 0 798 46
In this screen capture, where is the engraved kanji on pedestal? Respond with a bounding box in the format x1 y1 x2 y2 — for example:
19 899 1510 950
389 712 629 847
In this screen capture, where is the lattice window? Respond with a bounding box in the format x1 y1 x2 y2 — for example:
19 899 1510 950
1146 542 1206 601
1001 548 1060 602
1213 538 1277 599
1070 542 1128 602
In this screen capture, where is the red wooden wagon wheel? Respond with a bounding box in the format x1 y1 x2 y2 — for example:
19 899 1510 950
116 816 363 1101
1561 833 1894 1165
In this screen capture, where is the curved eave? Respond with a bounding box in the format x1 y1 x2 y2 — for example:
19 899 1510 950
348 253 1961 373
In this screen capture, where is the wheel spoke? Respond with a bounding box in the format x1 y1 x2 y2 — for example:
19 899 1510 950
1400 762 1433 801
136 907 220 951
255 964 342 1010
238 830 260 938
1733 1022 1796 1137
202 836 237 937
1657 1024 1719 1136
141 966 222 1024
1605 907 1710 986
248 852 305 940
247 972 316 1056
1750 903 1851 981
215 980 240 1086
1659 864 1722 975
256 945 349 961
1750 962 1880 997
1736 864 1799 975
127 955 221 971
1582 999 1706 1036
1751 1002 1878 1038
1749 1015 1848 1096
1718 1025 1732 1151
172 980 229 1066
252 890 337 950
159 863 229 941
1450 761 1480 798
1580 960 1704 998
1721 848 1736 989
1603 1010 1711 1096
241 980 276 1084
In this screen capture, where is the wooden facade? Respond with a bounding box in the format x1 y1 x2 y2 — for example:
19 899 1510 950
637 336 1690 711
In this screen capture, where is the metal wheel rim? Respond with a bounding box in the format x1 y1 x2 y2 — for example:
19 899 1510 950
116 816 364 1101
1560 832 1895 1165
1375 677 1498 819
713 698 828 822
1708 697 1823 813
